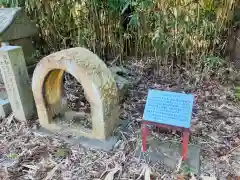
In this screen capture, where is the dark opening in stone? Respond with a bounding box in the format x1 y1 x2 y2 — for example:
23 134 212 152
63 71 92 129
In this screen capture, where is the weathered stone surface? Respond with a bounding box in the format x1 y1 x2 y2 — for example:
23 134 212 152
0 61 36 84
0 99 11 118
135 138 201 174
0 8 38 41
109 66 131 100
0 46 36 121
0 8 38 81
32 47 120 140
0 75 3 84
0 87 11 118
0 86 8 99
9 38 37 66
31 118 128 151
0 43 8 83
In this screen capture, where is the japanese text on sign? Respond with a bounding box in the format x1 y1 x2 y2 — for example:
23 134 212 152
143 90 194 128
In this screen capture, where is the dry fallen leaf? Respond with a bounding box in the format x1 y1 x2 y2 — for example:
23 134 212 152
44 163 60 180
175 157 183 173
144 165 151 180
136 164 151 180
200 175 217 180
188 173 197 180
176 175 185 180
0 168 9 180
104 164 121 180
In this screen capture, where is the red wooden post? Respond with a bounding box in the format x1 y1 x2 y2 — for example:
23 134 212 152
141 121 190 161
182 130 189 160
141 122 148 152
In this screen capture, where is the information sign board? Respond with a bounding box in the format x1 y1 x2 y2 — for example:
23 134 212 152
143 90 194 128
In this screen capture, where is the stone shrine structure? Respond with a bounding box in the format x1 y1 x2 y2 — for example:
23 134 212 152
0 7 38 83
0 8 38 118
31 47 121 139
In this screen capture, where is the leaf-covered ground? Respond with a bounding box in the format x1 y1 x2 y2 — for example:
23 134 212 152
0 58 240 180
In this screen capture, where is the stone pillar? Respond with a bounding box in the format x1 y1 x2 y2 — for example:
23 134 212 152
0 69 3 84
0 42 9 83
0 46 36 121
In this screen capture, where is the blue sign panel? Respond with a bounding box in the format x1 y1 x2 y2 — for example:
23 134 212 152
143 89 194 128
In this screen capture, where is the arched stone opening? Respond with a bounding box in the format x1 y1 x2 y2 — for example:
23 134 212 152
32 47 120 139
63 71 92 129
42 69 92 129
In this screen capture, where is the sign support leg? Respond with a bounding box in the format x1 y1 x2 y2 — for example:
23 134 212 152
141 122 148 152
182 130 189 160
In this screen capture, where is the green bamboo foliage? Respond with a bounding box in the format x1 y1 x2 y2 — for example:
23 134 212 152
0 0 24 7
151 0 235 71
0 0 237 71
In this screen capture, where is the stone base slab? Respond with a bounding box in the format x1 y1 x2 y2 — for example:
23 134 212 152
135 138 201 174
30 119 128 152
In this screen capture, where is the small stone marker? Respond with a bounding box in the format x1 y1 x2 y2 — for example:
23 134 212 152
0 46 36 121
142 89 194 160
0 99 11 118
0 86 11 118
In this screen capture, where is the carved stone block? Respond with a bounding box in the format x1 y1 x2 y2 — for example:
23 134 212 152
0 46 36 121
32 47 120 139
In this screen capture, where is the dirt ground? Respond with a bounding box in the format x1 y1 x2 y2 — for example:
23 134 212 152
0 58 240 180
